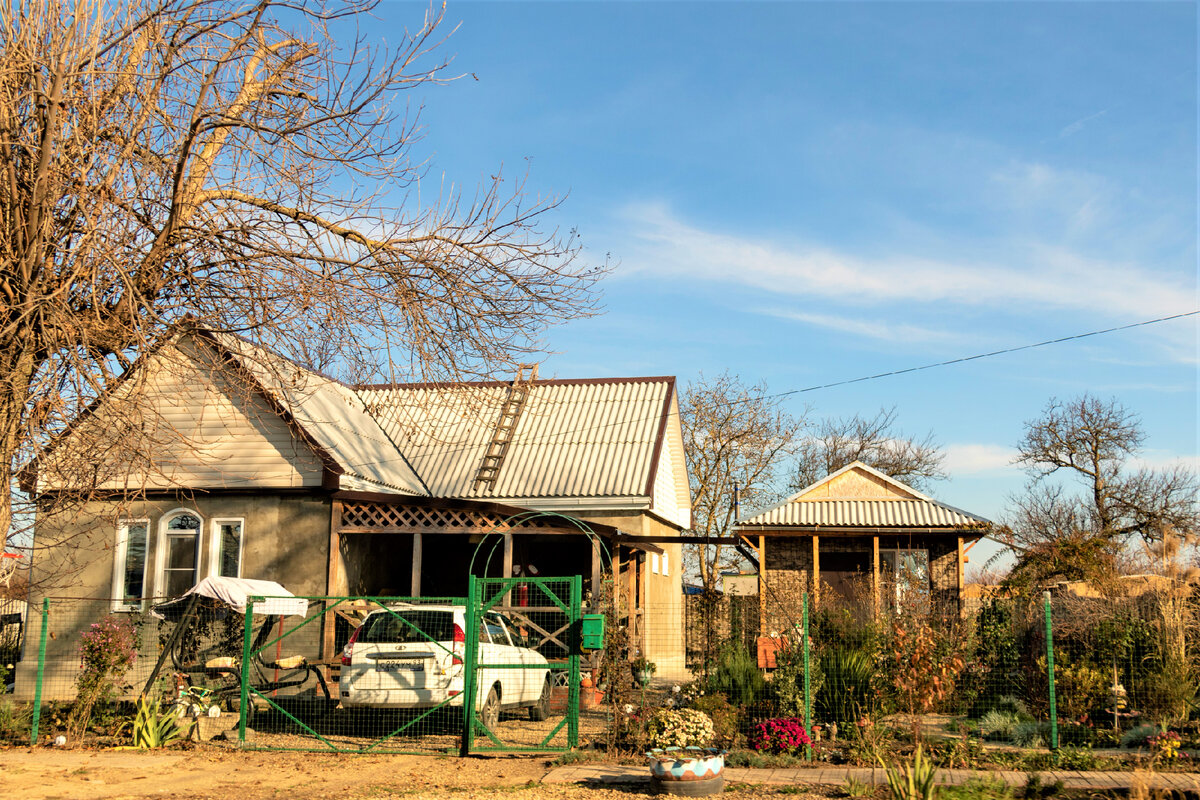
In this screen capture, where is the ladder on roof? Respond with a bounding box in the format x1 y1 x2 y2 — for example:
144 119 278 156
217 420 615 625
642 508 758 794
473 364 538 491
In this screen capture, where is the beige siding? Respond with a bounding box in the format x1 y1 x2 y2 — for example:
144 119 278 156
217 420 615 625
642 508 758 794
40 338 325 491
650 396 691 530
797 468 918 501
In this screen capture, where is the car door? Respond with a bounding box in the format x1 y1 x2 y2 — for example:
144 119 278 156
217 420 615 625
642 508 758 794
489 613 529 703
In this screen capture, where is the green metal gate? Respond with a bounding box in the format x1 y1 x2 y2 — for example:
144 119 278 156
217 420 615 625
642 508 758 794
461 575 583 754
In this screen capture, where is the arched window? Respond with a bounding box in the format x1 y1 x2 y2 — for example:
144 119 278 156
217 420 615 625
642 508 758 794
161 511 201 598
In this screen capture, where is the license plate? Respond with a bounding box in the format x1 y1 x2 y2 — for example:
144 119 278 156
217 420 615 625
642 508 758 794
377 659 424 672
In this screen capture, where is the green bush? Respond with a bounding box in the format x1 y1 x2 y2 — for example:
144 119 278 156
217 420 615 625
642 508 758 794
1011 721 1049 748
1056 721 1097 747
978 709 1021 741
771 642 822 717
688 693 740 747
815 647 877 726
1120 724 1159 749
705 644 767 706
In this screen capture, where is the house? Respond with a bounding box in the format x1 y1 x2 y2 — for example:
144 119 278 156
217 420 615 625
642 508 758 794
734 462 990 633
18 325 692 697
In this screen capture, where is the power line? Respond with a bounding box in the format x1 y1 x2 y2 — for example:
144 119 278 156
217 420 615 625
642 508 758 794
340 309 1199 471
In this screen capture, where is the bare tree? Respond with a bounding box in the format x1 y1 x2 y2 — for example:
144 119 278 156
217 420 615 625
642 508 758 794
995 394 1198 586
0 0 606 552
681 372 804 591
790 407 945 492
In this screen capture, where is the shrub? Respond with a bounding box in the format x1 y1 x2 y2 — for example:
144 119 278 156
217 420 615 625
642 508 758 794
69 616 139 738
645 708 715 750
771 642 822 717
705 644 766 706
748 716 811 755
1057 721 1097 747
1011 721 1048 748
688 693 740 747
815 647 877 725
978 709 1021 741
1120 724 1159 749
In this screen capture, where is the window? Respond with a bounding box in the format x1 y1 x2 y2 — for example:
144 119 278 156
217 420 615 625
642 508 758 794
651 553 660 575
111 520 149 612
211 519 243 578
662 553 670 577
161 512 201 599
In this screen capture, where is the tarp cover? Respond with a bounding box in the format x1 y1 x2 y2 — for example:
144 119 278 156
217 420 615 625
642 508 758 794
151 576 309 619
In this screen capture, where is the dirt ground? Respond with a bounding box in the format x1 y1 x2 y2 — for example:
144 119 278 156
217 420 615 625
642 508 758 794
0 748 841 800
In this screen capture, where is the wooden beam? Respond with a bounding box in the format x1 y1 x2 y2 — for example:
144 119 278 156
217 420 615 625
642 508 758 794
322 500 342 672
957 536 966 619
590 539 603 611
411 533 423 596
758 535 767 635
812 535 820 608
872 535 881 621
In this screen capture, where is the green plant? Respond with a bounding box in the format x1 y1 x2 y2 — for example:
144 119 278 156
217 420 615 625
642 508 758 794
0 698 31 743
815 647 877 725
706 643 767 706
978 710 1021 741
1010 721 1048 748
843 776 872 798
1052 746 1096 770
68 616 140 738
881 743 938 800
127 695 183 749
631 656 656 675
940 777 1014 800
771 641 821 716
1121 724 1160 749
645 708 714 749
1021 773 1063 799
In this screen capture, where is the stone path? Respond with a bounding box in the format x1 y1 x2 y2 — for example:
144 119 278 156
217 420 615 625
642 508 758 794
543 763 1200 793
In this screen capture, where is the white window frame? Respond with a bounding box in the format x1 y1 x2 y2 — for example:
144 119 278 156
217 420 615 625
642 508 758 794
111 518 150 612
662 552 670 577
651 553 660 575
209 517 245 579
154 508 203 599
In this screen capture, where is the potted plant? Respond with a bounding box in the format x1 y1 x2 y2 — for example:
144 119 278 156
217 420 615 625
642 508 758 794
631 657 657 687
645 708 726 796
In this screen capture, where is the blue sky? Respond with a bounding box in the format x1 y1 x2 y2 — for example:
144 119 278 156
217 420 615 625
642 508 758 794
374 2 1197 569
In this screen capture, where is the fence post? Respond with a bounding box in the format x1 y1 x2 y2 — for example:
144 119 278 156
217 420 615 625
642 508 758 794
29 598 49 746
1043 590 1058 751
238 597 255 745
802 591 812 762
568 575 582 749
459 575 479 757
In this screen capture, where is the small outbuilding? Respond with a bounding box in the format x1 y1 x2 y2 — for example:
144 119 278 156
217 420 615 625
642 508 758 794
735 462 990 633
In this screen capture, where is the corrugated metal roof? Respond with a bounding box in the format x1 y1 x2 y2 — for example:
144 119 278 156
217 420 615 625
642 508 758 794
739 499 988 528
210 333 426 496
737 461 989 529
360 378 673 499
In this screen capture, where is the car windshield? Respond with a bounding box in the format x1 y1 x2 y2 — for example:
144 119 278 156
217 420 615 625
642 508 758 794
358 610 455 643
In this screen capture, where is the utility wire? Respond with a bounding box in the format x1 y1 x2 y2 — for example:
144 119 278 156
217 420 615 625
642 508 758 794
337 310 1199 472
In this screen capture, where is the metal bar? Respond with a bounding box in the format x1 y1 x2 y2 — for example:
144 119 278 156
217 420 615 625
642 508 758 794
30 597 49 746
245 685 339 751
568 575 581 749
142 592 201 696
239 599 254 745
803 592 811 762
1044 591 1058 751
460 576 480 756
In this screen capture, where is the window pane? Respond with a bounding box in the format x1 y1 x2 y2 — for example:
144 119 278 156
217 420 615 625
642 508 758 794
168 514 200 531
218 522 241 578
165 569 194 598
122 523 147 603
168 534 197 569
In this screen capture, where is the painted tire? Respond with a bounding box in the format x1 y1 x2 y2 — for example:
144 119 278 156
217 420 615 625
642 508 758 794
651 775 725 796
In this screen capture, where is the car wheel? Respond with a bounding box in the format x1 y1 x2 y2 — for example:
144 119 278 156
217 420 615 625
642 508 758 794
530 676 552 721
481 685 501 731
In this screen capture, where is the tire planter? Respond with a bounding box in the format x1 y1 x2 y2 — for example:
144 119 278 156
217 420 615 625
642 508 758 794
645 747 727 796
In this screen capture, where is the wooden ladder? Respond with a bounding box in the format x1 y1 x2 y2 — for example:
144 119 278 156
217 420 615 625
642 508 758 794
473 364 537 490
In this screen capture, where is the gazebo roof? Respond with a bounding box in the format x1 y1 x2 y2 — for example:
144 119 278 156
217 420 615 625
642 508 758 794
736 461 990 530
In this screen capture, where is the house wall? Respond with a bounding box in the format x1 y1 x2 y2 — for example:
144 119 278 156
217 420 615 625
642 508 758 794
572 510 686 680
15 493 331 701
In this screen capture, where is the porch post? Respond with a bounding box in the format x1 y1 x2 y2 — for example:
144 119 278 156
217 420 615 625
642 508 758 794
758 535 767 635
411 533 423 596
590 539 603 611
811 535 820 608
872 535 881 620
957 536 966 619
322 500 342 669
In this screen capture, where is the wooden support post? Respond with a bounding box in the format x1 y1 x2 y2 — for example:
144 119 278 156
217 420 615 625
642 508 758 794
502 532 513 604
411 533 423 596
322 501 342 671
872 535 881 621
956 536 966 619
811 535 820 609
590 539 603 611
758 535 767 634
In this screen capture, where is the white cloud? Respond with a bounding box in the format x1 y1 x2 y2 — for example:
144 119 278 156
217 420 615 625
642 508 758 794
757 309 955 343
617 202 1194 320
942 443 1019 475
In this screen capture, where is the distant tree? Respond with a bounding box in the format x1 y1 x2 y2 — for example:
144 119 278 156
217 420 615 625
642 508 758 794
680 372 804 592
996 394 1198 587
790 407 945 492
0 0 605 553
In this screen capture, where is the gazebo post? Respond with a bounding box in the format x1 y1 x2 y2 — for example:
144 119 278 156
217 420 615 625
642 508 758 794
410 533 423 596
872 535 881 620
811 535 820 608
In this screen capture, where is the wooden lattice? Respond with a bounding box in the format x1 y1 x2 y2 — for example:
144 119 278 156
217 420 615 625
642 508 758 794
338 501 564 534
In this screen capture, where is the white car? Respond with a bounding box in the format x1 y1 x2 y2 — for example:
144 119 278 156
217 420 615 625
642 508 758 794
339 603 553 729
